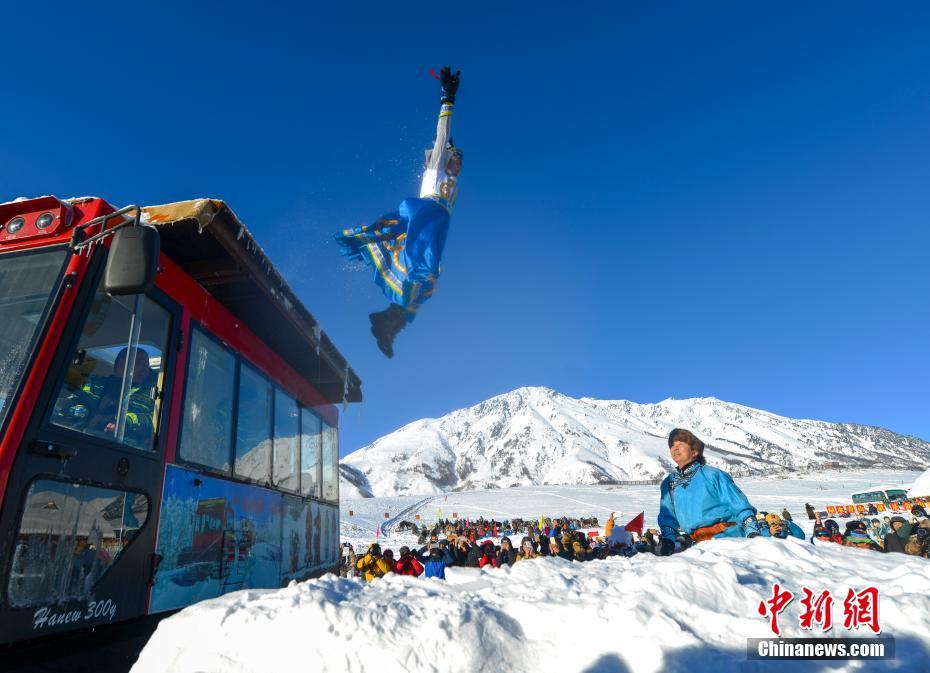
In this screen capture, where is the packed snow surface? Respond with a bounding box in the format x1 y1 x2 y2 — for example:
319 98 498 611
134 537 930 673
340 387 930 497
135 469 929 673
908 467 930 498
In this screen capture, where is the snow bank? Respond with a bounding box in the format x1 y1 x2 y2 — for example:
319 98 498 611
908 467 930 498
133 538 930 673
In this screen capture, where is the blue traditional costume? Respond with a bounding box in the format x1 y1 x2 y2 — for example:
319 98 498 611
335 67 462 357
658 462 761 545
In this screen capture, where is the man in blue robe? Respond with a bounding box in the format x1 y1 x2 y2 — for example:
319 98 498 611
658 428 761 554
336 66 462 357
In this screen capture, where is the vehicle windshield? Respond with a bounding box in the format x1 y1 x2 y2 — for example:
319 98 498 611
886 489 908 502
0 248 68 430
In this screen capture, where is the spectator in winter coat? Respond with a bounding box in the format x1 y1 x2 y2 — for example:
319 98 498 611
867 519 888 548
420 543 454 579
382 549 395 571
847 529 882 550
496 537 518 567
814 517 844 544
478 541 498 568
642 530 660 554
571 540 589 562
781 508 793 522
339 544 358 578
762 517 804 540
516 537 538 561
394 546 424 576
452 537 471 566
812 524 842 545
604 512 616 539
658 428 760 554
356 543 392 582
537 534 550 557
805 503 816 520
905 520 930 558
883 516 913 554
548 538 572 561
465 539 483 568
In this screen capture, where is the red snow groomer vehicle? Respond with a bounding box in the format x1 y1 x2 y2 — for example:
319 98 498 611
0 196 360 646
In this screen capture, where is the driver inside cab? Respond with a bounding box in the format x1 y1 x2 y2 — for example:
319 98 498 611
55 347 156 449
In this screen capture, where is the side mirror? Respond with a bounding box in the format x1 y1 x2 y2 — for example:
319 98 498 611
104 225 160 296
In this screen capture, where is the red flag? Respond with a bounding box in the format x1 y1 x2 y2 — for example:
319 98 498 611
624 512 644 535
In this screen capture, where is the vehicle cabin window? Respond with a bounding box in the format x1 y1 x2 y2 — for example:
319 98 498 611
321 421 338 503
886 490 908 502
234 363 273 485
178 329 236 472
8 479 150 607
272 388 300 492
50 280 171 452
853 491 882 504
0 249 67 431
300 409 322 499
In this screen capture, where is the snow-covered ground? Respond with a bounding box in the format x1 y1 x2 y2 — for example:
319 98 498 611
134 469 929 673
908 467 930 499
134 538 930 673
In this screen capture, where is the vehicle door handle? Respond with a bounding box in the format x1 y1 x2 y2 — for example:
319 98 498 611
28 441 78 460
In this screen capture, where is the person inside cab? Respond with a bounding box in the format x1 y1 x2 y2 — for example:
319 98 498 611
55 347 156 449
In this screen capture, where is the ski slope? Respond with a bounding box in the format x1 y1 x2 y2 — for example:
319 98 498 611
339 468 922 552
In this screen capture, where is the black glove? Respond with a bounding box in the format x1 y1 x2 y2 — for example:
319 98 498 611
659 539 675 556
439 66 461 104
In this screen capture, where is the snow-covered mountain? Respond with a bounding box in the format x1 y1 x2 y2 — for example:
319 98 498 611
340 387 930 498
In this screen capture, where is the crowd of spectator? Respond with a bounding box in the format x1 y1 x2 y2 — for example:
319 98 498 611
340 522 665 582
811 511 930 557
405 515 601 546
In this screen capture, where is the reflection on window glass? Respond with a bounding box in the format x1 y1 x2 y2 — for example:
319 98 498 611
234 363 272 484
51 280 171 452
0 249 67 430
273 389 299 492
179 330 235 471
321 422 338 502
300 409 322 499
8 479 149 607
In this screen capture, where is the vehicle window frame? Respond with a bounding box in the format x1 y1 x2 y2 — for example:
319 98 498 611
175 321 335 501
37 254 180 461
321 420 339 504
299 406 323 500
0 245 71 440
232 360 274 487
272 385 301 494
175 324 237 477
5 475 153 608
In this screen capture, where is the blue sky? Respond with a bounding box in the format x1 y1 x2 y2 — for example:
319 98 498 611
3 3 929 454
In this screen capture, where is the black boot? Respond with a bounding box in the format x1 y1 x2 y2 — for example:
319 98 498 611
369 304 406 358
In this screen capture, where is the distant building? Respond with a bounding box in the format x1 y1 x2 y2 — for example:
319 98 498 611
822 461 842 470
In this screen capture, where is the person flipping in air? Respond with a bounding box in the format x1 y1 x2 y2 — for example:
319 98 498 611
336 66 462 357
